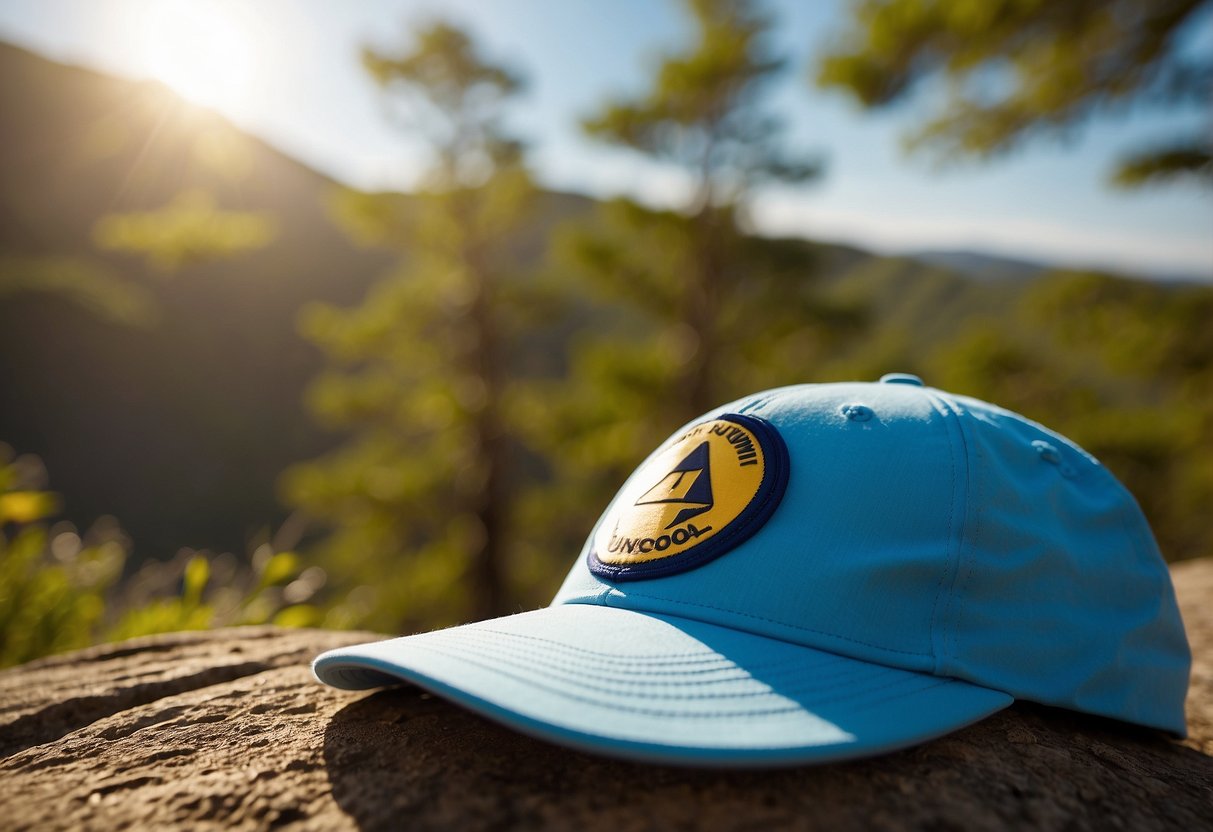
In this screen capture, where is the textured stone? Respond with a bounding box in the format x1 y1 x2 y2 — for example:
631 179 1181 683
1 561 1211 831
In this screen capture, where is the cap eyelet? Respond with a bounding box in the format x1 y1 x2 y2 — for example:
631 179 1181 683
1032 440 1075 477
841 403 874 422
1032 440 1060 463
878 373 924 387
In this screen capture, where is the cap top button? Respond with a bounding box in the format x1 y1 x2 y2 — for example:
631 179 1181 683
879 373 925 387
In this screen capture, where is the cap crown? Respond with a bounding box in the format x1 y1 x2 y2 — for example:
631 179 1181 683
553 380 1191 734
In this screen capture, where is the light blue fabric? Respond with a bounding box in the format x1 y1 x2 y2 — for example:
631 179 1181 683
314 605 1012 766
314 378 1191 766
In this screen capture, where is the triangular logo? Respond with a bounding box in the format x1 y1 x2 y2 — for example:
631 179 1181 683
634 441 714 529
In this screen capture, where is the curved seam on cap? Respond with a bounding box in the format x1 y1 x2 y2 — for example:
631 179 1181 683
401 640 945 712
406 639 898 696
462 624 852 669
1109 473 1187 720
456 628 730 662
948 403 984 663
436 632 774 669
1103 463 1162 570
448 628 912 682
433 629 894 681
735 393 776 415
921 388 959 672
396 644 805 718
607 592 931 657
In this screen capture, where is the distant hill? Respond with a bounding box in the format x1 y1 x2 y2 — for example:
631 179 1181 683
0 42 603 559
0 41 397 558
909 248 1211 285
1 41 1203 562
910 250 1046 282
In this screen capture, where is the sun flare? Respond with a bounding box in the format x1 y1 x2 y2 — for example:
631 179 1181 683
138 0 260 111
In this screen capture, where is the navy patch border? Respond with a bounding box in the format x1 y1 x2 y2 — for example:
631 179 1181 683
587 413 790 582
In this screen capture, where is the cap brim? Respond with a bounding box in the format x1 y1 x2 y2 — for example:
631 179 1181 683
313 604 1012 767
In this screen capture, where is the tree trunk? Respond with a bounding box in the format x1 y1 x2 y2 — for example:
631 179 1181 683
681 206 725 417
464 226 508 621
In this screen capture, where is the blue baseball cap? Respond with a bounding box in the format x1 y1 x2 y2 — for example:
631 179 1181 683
313 375 1191 767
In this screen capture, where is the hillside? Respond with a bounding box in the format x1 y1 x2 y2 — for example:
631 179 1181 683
0 42 604 559
1 41 1207 565
0 41 395 558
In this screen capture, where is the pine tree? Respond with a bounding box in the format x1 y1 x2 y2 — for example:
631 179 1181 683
816 0 1212 188
576 0 823 415
529 0 855 549
282 22 537 629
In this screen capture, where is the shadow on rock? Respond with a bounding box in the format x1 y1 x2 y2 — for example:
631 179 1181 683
322 688 1213 832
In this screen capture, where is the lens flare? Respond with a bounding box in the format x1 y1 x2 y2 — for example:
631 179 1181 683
138 0 260 111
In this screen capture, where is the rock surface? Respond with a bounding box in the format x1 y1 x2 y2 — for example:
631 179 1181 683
2 560 1211 831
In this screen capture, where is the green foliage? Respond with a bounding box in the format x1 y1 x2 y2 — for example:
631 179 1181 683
106 546 320 643
1112 140 1213 188
4 14 1210 670
817 0 1212 187
585 0 820 207
1 43 381 562
0 256 157 327
549 0 846 516
105 553 214 640
361 22 524 187
0 448 120 667
284 20 547 632
0 444 317 668
93 189 277 271
555 202 862 409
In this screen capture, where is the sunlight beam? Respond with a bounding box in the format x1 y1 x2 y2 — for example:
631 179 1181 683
137 0 260 112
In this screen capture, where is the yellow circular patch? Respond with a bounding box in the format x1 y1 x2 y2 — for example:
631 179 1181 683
590 414 788 580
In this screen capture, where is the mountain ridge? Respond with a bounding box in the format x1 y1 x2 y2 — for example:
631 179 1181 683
0 39 1201 561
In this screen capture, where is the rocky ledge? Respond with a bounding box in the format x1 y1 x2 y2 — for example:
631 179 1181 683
1 559 1211 831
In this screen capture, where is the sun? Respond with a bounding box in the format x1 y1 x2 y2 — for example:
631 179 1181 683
138 0 260 112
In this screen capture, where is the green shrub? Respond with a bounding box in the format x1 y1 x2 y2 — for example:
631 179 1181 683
0 444 321 668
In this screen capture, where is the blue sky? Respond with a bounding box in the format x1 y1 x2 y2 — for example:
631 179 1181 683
1 0 1210 280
